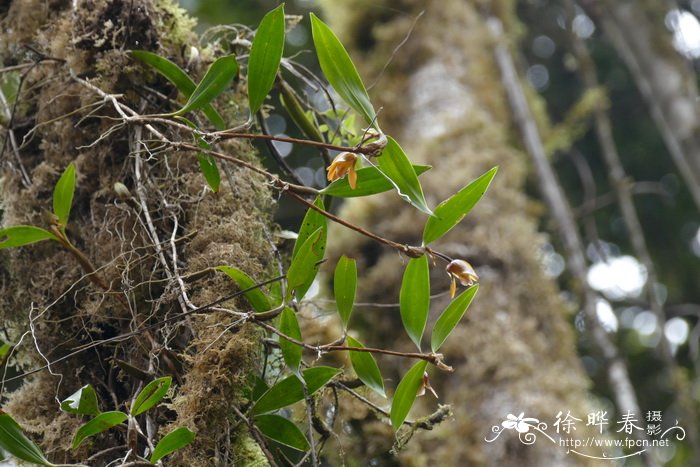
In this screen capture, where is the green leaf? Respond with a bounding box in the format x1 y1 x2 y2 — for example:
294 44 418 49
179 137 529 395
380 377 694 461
347 336 385 398
400 256 430 349
248 4 285 114
377 137 432 215
290 197 327 301
177 116 221 192
197 153 221 193
334 256 357 330
0 412 55 466
321 164 431 198
130 376 171 416
0 343 10 359
287 227 326 302
279 307 303 375
53 162 75 226
431 285 479 352
423 167 498 244
254 414 310 451
292 197 326 259
0 225 58 250
174 55 239 116
150 427 195 463
253 366 341 414
390 361 428 431
60 384 100 416
216 266 272 312
310 13 376 127
131 50 225 130
71 411 127 449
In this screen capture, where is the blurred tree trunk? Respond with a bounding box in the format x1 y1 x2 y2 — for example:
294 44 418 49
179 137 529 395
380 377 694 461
582 0 700 210
322 1 600 466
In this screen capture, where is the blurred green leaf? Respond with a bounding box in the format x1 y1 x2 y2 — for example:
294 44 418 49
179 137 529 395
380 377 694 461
422 167 498 244
248 4 285 114
53 162 75 226
321 164 431 198
254 414 310 451
400 256 430 349
0 226 58 250
71 411 127 449
334 255 357 330
347 336 385 398
279 307 303 376
131 50 225 129
60 384 100 416
310 13 376 127
287 226 325 302
216 266 272 312
390 361 427 431
253 366 341 414
174 55 238 116
0 411 55 466
196 154 221 193
431 284 479 352
377 138 432 215
0 343 10 359
150 427 195 463
130 376 171 416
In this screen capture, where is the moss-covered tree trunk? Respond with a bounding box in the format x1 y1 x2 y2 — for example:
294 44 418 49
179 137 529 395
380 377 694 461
1 1 271 465
321 1 600 465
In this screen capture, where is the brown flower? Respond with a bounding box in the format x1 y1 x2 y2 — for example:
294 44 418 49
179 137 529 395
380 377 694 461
416 371 438 398
326 152 358 189
446 259 478 298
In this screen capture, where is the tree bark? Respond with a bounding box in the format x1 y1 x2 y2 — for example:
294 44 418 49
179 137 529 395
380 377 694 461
1 1 272 465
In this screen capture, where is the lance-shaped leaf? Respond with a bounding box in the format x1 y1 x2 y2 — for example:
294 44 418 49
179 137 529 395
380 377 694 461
248 4 285 114
216 266 272 312
347 336 385 398
60 384 100 416
334 256 357 330
321 164 431 198
431 284 479 352
286 226 325 302
279 307 303 375
150 427 195 463
53 162 75 226
178 116 221 192
310 13 376 127
130 376 171 416
0 411 55 466
131 51 225 130
196 153 221 192
72 411 128 449
174 55 239 116
254 414 310 451
253 366 341 414
377 137 432 215
400 256 430 349
292 196 326 259
390 361 428 431
0 226 57 250
423 167 498 244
